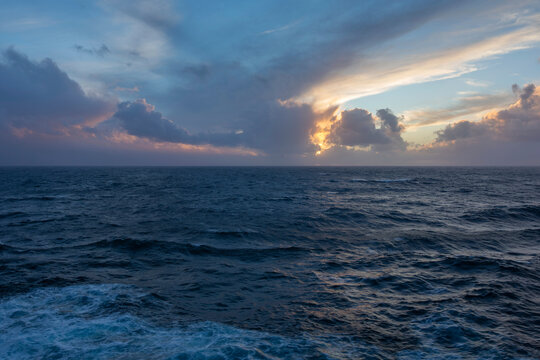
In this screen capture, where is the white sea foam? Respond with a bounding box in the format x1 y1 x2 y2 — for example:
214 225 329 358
0 284 352 359
0 284 513 359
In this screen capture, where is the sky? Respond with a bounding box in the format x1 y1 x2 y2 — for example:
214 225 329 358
1 0 539 165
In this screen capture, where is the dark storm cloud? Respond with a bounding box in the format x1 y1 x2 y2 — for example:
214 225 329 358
435 84 540 143
0 48 114 133
74 44 110 57
329 108 406 151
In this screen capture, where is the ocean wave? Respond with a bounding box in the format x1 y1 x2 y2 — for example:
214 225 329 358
75 238 310 261
412 255 539 281
351 178 413 183
204 228 260 237
462 204 540 222
0 284 372 360
323 206 366 220
0 242 14 252
1 167 539 359
5 214 81 227
1 284 523 360
397 311 497 360
0 284 314 359
0 211 27 219
2 196 56 202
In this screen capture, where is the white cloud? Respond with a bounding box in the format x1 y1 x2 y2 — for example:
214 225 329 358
293 20 540 110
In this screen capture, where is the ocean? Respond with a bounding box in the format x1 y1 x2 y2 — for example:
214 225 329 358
0 167 539 359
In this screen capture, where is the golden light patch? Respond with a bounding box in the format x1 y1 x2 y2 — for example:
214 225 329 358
310 107 341 155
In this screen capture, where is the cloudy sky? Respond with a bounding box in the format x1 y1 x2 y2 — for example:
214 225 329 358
1 0 539 165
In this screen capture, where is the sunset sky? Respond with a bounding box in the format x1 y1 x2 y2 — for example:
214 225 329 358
1 0 539 165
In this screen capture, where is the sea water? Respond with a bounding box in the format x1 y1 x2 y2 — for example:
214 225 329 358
0 167 539 359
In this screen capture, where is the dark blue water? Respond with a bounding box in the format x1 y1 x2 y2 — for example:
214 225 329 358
0 167 539 359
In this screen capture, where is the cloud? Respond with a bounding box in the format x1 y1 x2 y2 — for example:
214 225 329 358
0 48 320 157
114 86 139 92
74 44 111 57
98 0 178 65
434 84 540 143
295 14 540 108
110 99 191 142
0 48 115 134
105 98 325 156
102 0 179 30
238 100 326 156
161 2 475 121
434 120 490 142
152 1 474 157
107 99 250 148
3 2 540 165
465 79 489 87
328 108 406 151
259 20 301 35
405 92 514 126
150 1 539 158
181 63 211 80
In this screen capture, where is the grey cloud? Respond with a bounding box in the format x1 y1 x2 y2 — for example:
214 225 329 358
74 44 110 57
0 48 114 133
330 109 389 146
108 98 322 155
109 99 251 148
377 108 403 133
153 59 329 155
516 83 535 108
435 84 540 143
154 1 469 155
329 108 406 151
239 101 326 155
435 120 489 142
0 48 325 156
112 99 190 143
490 84 540 141
255 1 468 99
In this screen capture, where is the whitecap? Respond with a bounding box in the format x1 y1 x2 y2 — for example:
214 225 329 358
0 284 351 359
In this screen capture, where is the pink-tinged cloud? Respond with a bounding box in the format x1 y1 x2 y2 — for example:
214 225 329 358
434 84 540 144
0 48 115 135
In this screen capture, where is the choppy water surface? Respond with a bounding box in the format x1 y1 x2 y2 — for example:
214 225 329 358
0 167 539 359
